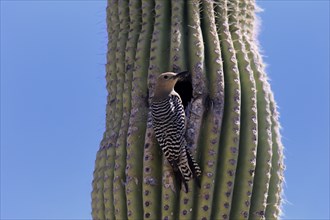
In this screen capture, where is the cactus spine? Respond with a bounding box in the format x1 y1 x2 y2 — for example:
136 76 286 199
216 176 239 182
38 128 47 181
91 0 284 219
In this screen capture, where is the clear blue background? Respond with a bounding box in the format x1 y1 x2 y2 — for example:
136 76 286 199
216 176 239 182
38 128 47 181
1 1 329 219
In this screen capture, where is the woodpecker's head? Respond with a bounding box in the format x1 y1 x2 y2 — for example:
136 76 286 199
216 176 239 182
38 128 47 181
153 71 189 99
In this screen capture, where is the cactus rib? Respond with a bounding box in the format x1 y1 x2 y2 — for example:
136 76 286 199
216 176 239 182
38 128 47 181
113 0 142 219
92 148 106 219
212 0 241 219
179 0 206 218
194 0 225 220
170 0 187 72
125 0 154 219
101 1 120 219
246 38 273 220
227 0 258 218
266 91 285 219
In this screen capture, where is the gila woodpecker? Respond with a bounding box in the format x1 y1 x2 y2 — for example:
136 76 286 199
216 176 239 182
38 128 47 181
151 71 201 193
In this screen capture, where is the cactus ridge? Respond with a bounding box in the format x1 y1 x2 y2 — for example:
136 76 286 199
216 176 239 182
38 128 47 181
92 0 285 219
227 0 258 219
212 1 242 219
193 1 224 220
125 0 154 219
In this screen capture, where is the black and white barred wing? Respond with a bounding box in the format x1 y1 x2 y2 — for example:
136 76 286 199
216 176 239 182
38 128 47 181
151 95 185 163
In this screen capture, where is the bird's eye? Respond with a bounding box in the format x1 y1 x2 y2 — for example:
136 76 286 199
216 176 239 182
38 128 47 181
163 75 169 79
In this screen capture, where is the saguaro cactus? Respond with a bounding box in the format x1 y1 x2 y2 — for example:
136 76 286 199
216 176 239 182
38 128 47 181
91 0 285 219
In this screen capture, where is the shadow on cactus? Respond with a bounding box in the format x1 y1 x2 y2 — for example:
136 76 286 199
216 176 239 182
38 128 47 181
91 0 285 219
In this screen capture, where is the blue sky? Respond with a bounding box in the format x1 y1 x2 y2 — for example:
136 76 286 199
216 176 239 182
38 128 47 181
1 1 329 219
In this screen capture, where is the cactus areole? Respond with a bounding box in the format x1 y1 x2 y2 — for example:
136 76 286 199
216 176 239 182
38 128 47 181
91 0 285 220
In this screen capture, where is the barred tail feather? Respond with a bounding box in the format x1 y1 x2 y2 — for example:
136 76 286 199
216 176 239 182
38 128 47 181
175 148 202 193
186 148 202 188
173 168 183 191
177 164 190 193
170 161 188 192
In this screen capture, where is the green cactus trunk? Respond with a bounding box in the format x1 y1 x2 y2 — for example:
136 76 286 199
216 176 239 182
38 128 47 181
91 0 285 219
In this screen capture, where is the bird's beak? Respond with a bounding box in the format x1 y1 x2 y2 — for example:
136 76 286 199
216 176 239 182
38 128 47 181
174 71 189 80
